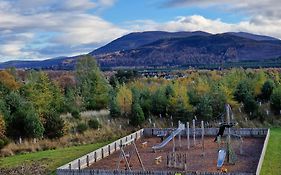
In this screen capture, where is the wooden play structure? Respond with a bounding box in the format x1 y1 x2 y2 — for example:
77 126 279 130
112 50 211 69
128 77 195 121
117 138 145 171
167 152 187 170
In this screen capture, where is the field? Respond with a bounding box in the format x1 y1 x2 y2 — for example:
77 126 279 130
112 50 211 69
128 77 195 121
261 128 281 175
89 136 264 173
0 141 110 174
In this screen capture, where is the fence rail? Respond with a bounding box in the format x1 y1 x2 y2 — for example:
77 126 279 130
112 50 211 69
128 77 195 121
57 129 144 170
57 169 254 175
57 127 268 175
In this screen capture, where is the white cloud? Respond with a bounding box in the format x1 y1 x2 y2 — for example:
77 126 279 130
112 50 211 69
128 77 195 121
164 0 281 19
0 0 124 61
126 15 281 40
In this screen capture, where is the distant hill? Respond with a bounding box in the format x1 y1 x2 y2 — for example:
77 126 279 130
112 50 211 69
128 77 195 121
1 31 281 70
90 31 211 55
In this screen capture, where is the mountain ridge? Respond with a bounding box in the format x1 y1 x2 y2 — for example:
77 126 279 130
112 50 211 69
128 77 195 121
0 31 281 70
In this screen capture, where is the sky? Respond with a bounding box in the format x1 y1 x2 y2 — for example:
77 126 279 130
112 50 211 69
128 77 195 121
1 0 281 62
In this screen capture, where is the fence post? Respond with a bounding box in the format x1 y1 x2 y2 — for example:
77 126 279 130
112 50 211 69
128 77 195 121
101 148 104 158
87 155 89 167
186 122 190 149
78 159 81 170
94 152 97 162
108 145 111 155
193 119 196 146
68 163 71 170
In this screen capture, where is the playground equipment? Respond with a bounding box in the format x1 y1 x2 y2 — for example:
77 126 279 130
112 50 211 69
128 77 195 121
217 149 226 169
215 104 242 169
152 121 185 151
167 152 187 170
117 138 145 171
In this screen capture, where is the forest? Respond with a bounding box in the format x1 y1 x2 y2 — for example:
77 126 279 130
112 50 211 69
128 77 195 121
1 56 281 152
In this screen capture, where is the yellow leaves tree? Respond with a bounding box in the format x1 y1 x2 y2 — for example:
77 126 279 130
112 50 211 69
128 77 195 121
0 70 20 91
26 72 53 116
167 82 193 120
116 84 132 116
0 114 5 138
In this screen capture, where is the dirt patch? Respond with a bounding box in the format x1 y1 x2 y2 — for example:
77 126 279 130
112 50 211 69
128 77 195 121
0 162 47 175
88 136 264 173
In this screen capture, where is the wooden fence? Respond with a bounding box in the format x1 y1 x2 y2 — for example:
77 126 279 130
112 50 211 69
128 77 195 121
56 169 254 175
57 127 268 175
57 129 144 170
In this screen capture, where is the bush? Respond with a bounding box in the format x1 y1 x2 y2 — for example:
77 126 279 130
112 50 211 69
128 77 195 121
71 109 80 119
43 111 64 139
270 85 281 114
0 137 9 149
76 123 88 133
88 119 101 129
130 102 145 126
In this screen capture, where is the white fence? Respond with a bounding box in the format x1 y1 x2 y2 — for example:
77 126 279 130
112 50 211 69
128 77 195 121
57 129 144 170
57 127 269 175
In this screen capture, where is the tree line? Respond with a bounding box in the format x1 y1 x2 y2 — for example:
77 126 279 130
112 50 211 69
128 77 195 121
1 56 281 149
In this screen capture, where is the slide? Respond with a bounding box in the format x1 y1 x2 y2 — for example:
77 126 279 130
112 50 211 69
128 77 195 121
217 149 226 169
152 123 185 150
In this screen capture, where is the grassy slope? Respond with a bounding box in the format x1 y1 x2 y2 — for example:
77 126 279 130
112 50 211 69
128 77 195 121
261 128 281 175
0 141 110 174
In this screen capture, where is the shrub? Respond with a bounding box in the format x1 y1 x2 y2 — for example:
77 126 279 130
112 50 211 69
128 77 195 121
43 111 64 139
0 137 9 149
76 123 88 133
88 119 101 129
71 109 80 119
130 102 145 126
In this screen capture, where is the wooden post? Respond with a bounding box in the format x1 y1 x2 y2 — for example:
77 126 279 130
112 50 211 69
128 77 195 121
201 120 205 156
193 119 196 146
78 159 81 170
186 122 190 149
108 145 111 155
101 148 104 158
115 142 117 151
94 152 97 162
86 155 89 167
69 163 71 170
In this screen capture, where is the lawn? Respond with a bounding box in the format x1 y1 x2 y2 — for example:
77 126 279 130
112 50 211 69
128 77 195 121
261 128 281 175
0 141 110 174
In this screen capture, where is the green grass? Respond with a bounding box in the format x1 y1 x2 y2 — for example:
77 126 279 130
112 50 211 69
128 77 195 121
261 128 281 175
0 141 110 174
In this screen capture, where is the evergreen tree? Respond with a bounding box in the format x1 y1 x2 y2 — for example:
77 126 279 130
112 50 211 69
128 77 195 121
76 56 110 110
261 80 275 101
270 85 281 114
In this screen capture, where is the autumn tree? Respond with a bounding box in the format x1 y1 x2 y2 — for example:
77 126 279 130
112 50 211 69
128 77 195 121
167 82 193 121
0 114 5 138
116 84 132 117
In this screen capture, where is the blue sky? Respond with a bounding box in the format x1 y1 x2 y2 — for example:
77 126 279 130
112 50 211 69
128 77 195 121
0 0 280 61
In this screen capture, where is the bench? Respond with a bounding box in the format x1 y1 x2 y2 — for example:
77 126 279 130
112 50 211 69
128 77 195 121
155 156 162 164
141 141 148 148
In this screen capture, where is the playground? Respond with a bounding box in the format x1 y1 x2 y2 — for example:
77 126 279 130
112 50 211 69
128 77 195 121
57 105 270 175
88 135 264 173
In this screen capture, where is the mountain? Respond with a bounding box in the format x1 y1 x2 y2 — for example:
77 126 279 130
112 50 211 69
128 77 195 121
90 31 211 55
1 31 281 70
95 33 281 67
226 32 279 41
